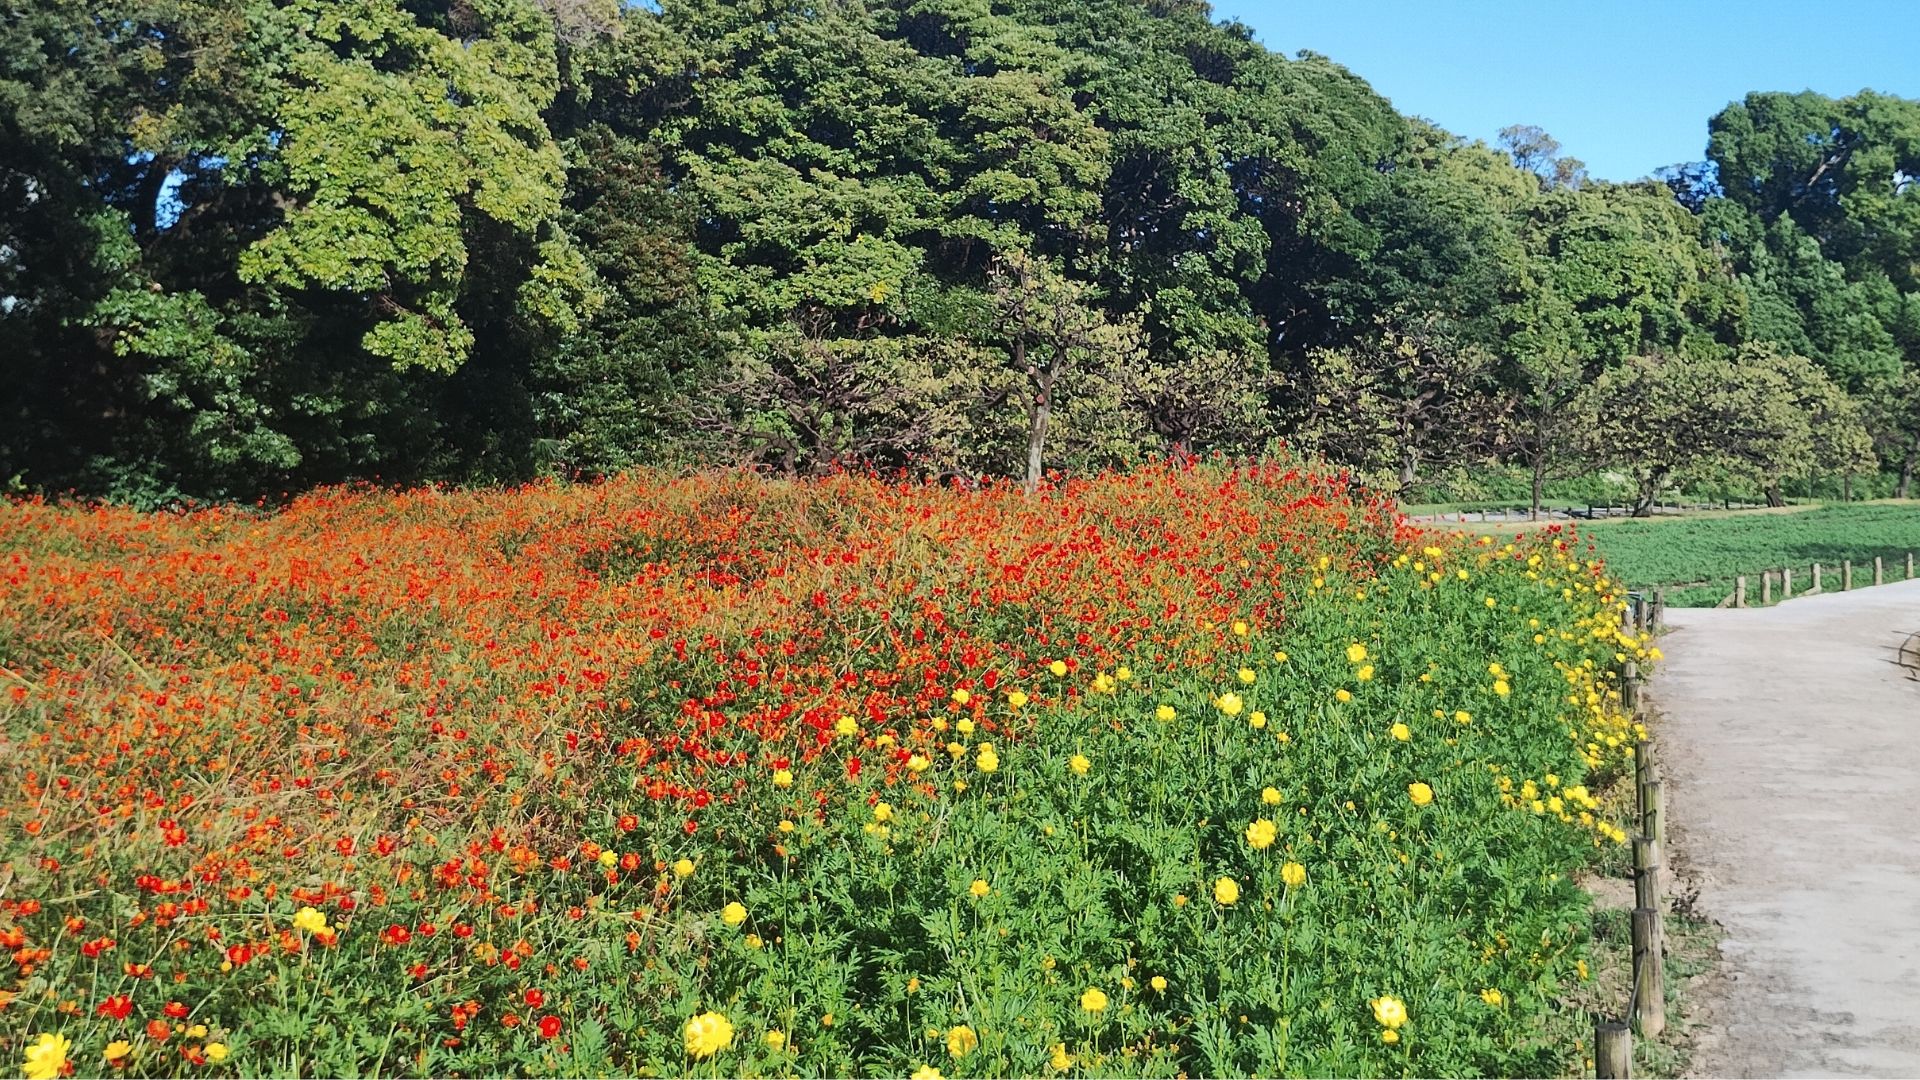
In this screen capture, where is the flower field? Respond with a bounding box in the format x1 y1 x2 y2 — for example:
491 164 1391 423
0 465 1654 1077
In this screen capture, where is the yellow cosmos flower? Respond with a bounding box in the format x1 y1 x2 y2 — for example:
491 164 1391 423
1216 693 1243 716
874 802 894 822
1494 679 1511 697
1048 1043 1073 1070
778 819 795 833
185 1025 207 1040
956 718 974 735
1080 987 1109 1013
911 1067 943 1080
975 747 999 773
907 754 932 774
1232 620 1249 636
835 715 858 736
1069 754 1090 775
1261 786 1283 805
1116 666 1132 680
1372 995 1408 1029
945 1025 978 1058
598 849 618 868
765 1030 787 1051
1048 660 1069 677
103 1040 133 1064
673 858 696 877
684 1012 734 1059
772 768 794 788
1006 691 1029 709
951 688 971 705
1390 722 1411 741
1334 689 1353 703
1281 861 1307 888
292 906 330 935
721 902 747 927
1408 782 1434 806
22 1034 69 1080
744 933 763 948
1213 877 1240 905
1244 819 1277 849
1382 1029 1401 1044
1346 643 1368 663
1154 704 1176 721
1237 667 1256 684
1249 710 1267 729
1356 664 1375 682
969 879 991 898
1092 673 1116 693
1454 710 1472 724
1150 975 1167 992
204 1043 229 1063
1480 988 1504 1007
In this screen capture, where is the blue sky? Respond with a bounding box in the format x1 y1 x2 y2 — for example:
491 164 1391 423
1208 0 1920 182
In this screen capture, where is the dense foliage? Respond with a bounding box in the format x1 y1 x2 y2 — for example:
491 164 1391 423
0 464 1653 1076
2 0 1916 505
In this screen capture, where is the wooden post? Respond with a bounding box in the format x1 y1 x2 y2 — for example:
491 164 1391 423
1652 589 1665 630
1632 907 1667 1037
1782 567 1793 600
1811 563 1823 594
1622 661 1639 714
1595 1019 1633 1078
1735 575 1746 608
1634 837 1661 912
1908 551 1914 580
1642 781 1664 847
1761 571 1772 605
1874 556 1883 586
1843 561 1853 590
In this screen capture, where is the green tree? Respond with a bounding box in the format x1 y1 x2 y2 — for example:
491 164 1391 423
0 0 597 499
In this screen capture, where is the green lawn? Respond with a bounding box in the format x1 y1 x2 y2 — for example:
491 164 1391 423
1567 502 1920 606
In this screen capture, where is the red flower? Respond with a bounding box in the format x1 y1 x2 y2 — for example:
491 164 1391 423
382 924 411 946
97 994 133 1019
523 989 544 1009
538 1015 563 1039
146 1020 171 1041
163 1000 190 1019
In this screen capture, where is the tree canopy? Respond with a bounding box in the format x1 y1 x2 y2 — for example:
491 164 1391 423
3 2 1914 505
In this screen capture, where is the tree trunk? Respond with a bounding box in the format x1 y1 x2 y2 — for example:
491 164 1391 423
1842 473 1853 501
1026 394 1049 492
1899 433 1918 499
1530 454 1546 521
1764 483 1784 508
1633 474 1659 517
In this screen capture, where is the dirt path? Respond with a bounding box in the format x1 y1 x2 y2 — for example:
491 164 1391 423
1650 578 1920 1077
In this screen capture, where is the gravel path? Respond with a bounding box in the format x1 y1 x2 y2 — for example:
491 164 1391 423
1650 579 1920 1078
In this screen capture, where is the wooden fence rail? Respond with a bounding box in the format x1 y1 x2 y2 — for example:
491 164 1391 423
1715 550 1916 608
1594 658 1665 1077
